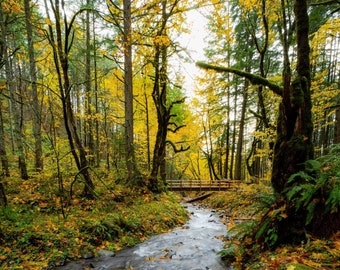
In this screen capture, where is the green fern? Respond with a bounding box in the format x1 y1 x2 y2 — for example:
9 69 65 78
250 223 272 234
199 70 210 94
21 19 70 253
255 192 276 209
218 243 237 259
285 144 340 225
227 219 257 240
325 180 340 213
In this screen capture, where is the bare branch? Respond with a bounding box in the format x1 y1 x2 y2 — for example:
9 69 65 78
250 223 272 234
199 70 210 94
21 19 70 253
166 140 190 153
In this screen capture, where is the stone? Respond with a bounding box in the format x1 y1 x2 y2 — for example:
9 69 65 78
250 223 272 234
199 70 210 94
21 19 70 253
98 250 115 257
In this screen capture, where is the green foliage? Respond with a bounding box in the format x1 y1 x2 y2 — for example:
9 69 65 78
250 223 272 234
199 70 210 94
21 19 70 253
227 219 257 241
79 219 120 242
286 144 340 225
0 179 188 269
254 192 276 209
218 243 237 260
254 205 286 248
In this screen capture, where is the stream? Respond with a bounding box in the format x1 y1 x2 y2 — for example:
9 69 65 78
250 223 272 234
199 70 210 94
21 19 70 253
58 203 230 270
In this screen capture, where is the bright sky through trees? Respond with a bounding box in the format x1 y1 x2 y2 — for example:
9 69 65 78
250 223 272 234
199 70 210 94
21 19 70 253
176 9 208 99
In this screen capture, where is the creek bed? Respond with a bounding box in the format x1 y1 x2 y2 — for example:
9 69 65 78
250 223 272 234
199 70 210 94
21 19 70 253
59 203 230 270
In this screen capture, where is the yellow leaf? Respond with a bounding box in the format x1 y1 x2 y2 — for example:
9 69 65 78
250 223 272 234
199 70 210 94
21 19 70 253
280 213 288 219
45 18 52 26
0 255 7 260
286 265 295 270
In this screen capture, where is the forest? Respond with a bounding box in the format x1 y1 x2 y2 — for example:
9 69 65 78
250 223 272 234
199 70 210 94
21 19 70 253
0 0 339 269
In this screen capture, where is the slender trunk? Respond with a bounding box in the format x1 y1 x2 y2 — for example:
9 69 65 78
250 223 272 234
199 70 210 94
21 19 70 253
0 103 9 176
144 92 151 170
0 4 28 179
229 83 238 179
46 0 94 198
123 0 138 182
0 179 7 206
334 73 340 144
85 1 94 166
93 13 100 167
6 58 28 180
24 0 43 171
234 78 248 180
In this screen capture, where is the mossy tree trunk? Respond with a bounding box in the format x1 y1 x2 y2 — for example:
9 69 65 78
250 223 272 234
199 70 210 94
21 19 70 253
270 0 314 244
272 0 313 194
197 0 315 245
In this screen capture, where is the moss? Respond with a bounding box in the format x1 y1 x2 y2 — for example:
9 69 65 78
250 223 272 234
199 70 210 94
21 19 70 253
290 77 305 107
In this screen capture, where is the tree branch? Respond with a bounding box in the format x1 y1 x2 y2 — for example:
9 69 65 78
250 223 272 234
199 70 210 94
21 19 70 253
196 61 283 96
168 122 186 133
166 140 190 153
310 0 340 6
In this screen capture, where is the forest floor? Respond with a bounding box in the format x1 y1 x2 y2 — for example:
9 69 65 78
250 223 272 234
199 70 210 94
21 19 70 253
198 183 340 270
0 175 189 269
0 176 339 269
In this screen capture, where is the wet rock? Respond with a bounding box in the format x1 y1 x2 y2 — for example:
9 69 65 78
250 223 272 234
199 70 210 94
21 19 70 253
98 250 115 257
82 253 94 259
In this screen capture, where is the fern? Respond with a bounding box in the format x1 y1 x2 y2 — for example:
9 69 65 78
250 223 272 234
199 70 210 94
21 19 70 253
326 181 340 213
285 144 340 225
227 219 256 240
255 192 276 209
218 243 237 259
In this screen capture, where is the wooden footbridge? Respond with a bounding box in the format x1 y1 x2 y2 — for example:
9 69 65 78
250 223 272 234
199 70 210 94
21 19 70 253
166 179 240 191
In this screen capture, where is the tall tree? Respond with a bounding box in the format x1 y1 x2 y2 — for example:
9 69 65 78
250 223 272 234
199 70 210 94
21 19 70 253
0 2 29 180
197 0 329 244
24 0 43 171
148 0 188 192
123 0 139 182
84 0 95 166
0 14 9 176
44 0 95 198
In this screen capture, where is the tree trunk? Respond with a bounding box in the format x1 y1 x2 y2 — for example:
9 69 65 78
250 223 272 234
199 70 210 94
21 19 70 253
0 104 9 176
234 77 248 180
123 0 138 182
149 44 168 191
196 0 316 247
272 0 313 194
85 1 95 166
269 0 314 244
144 91 151 171
149 0 170 192
46 0 95 198
0 3 9 177
24 0 43 172
5 56 28 180
0 4 28 180
334 73 340 144
0 178 7 206
93 14 100 168
229 83 238 180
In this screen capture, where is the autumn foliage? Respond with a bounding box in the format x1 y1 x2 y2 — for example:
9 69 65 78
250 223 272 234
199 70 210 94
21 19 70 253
0 174 188 269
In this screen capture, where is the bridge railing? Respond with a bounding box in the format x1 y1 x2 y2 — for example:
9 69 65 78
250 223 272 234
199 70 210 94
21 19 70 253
166 179 240 191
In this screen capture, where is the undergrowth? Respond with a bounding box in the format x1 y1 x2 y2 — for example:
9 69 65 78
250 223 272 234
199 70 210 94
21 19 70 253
203 179 340 269
0 174 188 269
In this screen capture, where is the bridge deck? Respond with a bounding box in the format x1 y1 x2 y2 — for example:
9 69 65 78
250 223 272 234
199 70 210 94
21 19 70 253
166 179 240 191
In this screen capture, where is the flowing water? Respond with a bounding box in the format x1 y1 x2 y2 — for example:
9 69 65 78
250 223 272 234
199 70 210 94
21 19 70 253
59 203 230 270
